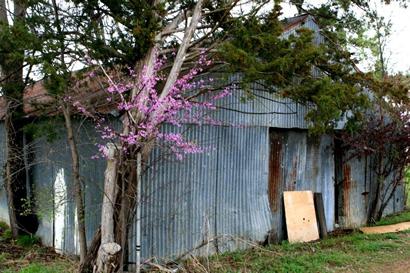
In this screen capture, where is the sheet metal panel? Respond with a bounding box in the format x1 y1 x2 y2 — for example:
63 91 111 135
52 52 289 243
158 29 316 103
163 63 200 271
28 122 338 261
338 153 406 228
31 120 105 255
0 123 8 224
207 78 313 129
268 129 335 237
214 126 271 252
129 124 219 262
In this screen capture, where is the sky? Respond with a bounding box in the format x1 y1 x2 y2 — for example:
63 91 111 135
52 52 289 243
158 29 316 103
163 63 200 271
280 1 410 74
376 1 410 73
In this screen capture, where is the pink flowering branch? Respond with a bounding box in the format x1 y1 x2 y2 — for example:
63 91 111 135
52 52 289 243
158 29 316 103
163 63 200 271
76 53 232 160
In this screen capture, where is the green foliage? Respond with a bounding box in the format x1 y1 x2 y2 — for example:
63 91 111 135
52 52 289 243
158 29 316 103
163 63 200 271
0 253 9 264
71 0 161 66
219 5 372 134
16 235 40 248
0 221 12 240
23 117 62 142
220 6 319 89
2 229 13 240
0 221 9 232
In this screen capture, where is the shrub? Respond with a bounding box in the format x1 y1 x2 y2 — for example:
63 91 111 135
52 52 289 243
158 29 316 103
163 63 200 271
16 235 40 247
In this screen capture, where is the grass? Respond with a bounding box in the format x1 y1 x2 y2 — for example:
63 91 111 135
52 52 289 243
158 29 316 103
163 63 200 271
2 211 410 273
375 210 410 226
2 262 75 273
0 222 75 273
15 235 41 248
181 231 410 273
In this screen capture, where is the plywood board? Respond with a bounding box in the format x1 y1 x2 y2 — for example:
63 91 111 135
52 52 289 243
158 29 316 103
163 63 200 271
359 222 410 234
284 191 319 243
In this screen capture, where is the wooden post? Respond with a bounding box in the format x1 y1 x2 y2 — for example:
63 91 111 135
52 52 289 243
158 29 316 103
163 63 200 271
314 192 328 239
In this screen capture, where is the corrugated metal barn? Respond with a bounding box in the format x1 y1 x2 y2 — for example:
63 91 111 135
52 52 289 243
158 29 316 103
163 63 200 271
0 87 405 262
0 14 406 264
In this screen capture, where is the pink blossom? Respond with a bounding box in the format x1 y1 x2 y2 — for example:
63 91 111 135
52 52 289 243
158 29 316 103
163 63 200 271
84 52 232 160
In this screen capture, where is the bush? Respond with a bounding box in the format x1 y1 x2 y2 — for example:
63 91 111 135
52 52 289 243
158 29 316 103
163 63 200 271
1 229 12 240
0 221 9 236
0 221 9 230
16 235 40 247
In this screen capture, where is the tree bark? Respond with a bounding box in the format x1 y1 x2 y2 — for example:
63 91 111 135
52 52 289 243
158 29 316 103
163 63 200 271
0 0 36 237
79 227 101 273
4 102 20 238
95 144 121 273
62 104 88 263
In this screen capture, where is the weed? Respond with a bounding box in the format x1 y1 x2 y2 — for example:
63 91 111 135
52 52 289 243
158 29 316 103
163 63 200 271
0 221 9 231
2 229 12 240
16 235 40 248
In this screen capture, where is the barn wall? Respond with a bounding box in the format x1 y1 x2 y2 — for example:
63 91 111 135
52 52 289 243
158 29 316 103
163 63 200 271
267 129 334 243
127 126 337 263
336 154 406 228
31 123 106 254
25 118 339 262
127 125 271 261
0 123 8 224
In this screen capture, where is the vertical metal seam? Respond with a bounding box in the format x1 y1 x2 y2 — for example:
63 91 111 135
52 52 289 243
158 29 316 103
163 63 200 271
214 126 220 252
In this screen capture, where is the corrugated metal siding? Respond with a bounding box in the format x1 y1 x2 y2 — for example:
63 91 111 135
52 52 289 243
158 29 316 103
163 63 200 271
129 125 271 261
207 80 312 129
0 116 405 262
130 126 335 262
267 129 335 239
31 121 105 254
214 126 271 252
282 16 324 45
339 156 367 227
0 123 8 224
132 124 220 261
337 154 406 228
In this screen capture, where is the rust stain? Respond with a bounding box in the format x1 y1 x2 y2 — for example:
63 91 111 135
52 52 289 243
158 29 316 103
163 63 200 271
312 146 319 181
307 137 320 181
268 133 282 212
343 164 351 221
287 155 298 191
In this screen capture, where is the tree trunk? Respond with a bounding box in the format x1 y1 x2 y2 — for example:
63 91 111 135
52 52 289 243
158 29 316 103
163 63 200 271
0 0 37 237
368 176 383 224
62 104 88 263
4 103 20 238
79 227 101 273
95 144 121 273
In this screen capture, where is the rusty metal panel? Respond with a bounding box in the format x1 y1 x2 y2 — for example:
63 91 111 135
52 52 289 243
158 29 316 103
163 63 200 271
268 132 283 213
268 129 335 236
344 158 368 227
338 153 406 228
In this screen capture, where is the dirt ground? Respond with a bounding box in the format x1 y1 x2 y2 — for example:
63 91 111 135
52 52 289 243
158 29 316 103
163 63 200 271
0 240 75 272
369 259 410 273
